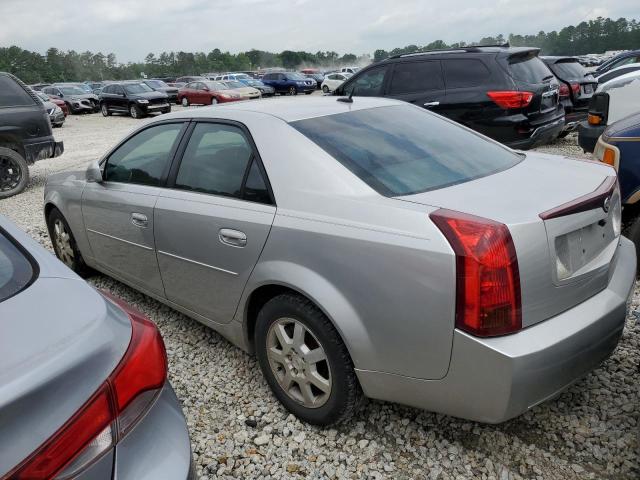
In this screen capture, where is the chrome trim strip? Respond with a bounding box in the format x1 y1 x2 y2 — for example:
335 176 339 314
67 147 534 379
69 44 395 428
86 228 153 251
157 250 238 276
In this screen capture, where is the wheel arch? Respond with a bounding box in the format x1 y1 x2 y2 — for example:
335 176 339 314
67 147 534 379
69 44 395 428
0 133 26 158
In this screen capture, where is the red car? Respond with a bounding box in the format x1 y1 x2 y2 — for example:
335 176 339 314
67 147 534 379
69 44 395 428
178 80 244 106
42 94 69 116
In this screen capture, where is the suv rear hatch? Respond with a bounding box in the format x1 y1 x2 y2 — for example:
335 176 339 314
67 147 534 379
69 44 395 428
398 151 621 328
550 58 597 107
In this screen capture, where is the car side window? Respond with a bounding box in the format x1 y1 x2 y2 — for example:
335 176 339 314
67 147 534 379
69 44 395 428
344 66 388 96
443 59 491 89
105 123 183 186
175 123 267 202
388 61 443 94
0 76 34 108
114 85 124 95
243 158 271 204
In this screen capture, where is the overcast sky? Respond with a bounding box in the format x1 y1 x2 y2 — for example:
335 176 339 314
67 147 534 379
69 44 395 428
1 0 637 62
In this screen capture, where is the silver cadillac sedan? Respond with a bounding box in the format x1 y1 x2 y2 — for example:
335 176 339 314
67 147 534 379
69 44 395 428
0 215 193 479
44 96 636 426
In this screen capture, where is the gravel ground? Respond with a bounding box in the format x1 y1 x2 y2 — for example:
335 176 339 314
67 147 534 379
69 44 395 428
0 110 638 480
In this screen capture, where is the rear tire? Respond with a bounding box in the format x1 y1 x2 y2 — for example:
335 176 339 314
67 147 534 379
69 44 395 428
0 147 29 199
47 208 92 277
181 97 190 107
255 293 363 426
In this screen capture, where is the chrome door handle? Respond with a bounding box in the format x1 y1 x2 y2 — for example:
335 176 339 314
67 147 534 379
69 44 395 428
423 101 440 108
219 228 247 247
131 213 148 228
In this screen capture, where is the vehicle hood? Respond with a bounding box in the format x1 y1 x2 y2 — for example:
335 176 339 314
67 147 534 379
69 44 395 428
604 112 640 139
396 150 613 224
0 218 131 475
70 93 98 101
132 91 168 100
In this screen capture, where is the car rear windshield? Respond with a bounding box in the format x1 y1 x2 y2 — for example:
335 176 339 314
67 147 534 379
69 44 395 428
508 53 553 83
0 230 35 303
551 60 588 80
291 105 522 196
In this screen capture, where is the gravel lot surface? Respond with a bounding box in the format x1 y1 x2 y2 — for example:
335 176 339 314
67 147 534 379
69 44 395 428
0 108 638 480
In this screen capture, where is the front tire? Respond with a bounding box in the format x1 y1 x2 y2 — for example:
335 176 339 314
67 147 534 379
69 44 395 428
0 147 29 199
181 97 190 107
129 104 143 119
211 97 218 105
288 86 297 96
47 208 92 276
101 102 111 117
255 293 362 426
322 85 329 94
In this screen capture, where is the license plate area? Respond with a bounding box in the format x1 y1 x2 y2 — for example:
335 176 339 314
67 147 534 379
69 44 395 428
541 89 558 112
584 84 593 94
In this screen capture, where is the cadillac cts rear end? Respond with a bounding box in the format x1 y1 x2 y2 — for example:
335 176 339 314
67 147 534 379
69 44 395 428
291 101 636 423
0 216 193 479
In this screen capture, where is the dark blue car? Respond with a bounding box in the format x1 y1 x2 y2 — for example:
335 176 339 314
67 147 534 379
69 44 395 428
260 72 316 96
593 112 640 255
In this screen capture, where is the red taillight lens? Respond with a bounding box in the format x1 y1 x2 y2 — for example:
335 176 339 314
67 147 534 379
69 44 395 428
558 83 570 97
570 83 580 95
430 209 522 337
486 90 533 109
4 293 167 480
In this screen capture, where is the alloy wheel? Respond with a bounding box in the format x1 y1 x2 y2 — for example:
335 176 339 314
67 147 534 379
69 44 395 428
130 105 138 118
53 219 75 268
289 86 297 96
182 97 189 107
0 155 22 193
266 317 332 408
101 104 108 116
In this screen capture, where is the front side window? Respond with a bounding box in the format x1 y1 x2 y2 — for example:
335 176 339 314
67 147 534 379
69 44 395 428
344 67 388 96
0 230 35 303
175 123 258 200
291 105 521 196
389 61 443 94
105 123 183 186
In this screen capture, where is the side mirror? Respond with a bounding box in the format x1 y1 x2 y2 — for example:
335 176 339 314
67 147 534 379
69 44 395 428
86 161 103 183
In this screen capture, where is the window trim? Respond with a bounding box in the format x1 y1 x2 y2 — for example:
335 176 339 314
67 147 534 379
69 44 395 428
100 120 189 188
0 225 39 304
165 119 276 206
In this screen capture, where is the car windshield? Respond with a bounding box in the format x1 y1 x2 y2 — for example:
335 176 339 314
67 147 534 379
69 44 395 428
146 80 167 88
287 73 306 80
291 105 522 196
0 230 34 303
59 86 86 95
225 81 245 89
124 83 154 94
205 81 228 91
552 60 588 80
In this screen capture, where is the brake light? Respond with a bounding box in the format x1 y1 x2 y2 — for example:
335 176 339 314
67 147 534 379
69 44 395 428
4 293 167 480
571 83 580 95
486 91 533 109
588 113 602 125
430 209 522 337
558 83 570 98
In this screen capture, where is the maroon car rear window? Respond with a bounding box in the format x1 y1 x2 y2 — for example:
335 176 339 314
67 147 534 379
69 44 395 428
0 230 35 303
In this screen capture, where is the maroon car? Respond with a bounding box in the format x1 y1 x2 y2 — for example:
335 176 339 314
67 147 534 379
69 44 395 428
177 81 243 106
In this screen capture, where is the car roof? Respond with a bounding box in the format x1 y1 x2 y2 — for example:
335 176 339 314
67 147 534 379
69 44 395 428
385 45 537 60
159 96 406 123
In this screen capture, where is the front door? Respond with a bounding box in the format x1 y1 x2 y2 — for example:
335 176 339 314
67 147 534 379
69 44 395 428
82 121 186 296
154 121 275 323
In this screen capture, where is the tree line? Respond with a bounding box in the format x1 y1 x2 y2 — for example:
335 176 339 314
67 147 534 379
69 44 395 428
1 16 638 84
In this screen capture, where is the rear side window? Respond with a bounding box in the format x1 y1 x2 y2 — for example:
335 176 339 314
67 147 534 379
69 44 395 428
0 231 35 303
388 61 443 94
291 105 521 196
550 60 587 80
105 123 183 186
0 76 36 108
508 54 553 83
443 59 491 88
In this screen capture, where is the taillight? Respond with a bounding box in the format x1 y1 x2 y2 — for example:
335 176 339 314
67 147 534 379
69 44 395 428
486 91 533 109
430 209 522 337
558 83 570 98
4 293 167 480
570 83 580 95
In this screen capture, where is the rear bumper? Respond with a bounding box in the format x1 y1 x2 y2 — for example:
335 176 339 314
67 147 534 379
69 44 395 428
578 121 606 153
114 382 193 479
505 115 565 150
24 137 64 164
357 237 636 423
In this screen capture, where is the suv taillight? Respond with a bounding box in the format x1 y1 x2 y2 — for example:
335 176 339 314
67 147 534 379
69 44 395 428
430 209 522 337
4 293 167 480
486 90 533 109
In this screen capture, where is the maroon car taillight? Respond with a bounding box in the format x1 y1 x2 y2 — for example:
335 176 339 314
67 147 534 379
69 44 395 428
3 292 167 480
558 83 570 98
570 82 581 95
430 209 522 337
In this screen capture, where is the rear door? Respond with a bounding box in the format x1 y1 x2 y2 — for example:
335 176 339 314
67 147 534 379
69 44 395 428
154 121 275 323
82 121 187 296
385 60 445 114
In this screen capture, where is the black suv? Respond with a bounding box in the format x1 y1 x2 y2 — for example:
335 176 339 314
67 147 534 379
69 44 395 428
99 81 171 119
0 73 63 198
335 45 564 149
541 57 597 137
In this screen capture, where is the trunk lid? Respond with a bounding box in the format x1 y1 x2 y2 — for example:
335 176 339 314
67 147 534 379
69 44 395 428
397 152 620 328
